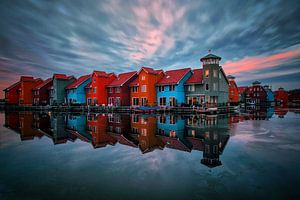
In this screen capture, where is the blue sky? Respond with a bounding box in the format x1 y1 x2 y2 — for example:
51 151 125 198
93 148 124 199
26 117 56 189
0 0 300 97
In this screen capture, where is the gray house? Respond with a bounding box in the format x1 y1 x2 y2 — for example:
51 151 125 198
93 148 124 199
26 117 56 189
49 74 76 105
185 53 229 106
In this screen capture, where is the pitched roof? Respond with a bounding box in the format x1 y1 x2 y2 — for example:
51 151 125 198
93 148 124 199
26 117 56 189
107 71 137 87
200 53 221 61
33 78 53 90
157 68 191 85
129 77 139 86
139 67 163 75
20 76 34 81
3 81 21 91
66 74 91 89
93 71 115 77
185 69 203 85
53 74 68 79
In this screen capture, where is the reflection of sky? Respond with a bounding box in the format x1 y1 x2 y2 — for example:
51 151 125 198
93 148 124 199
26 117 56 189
1 112 300 199
1 0 300 98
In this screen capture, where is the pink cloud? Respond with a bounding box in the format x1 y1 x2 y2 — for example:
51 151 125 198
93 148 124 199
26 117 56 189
223 49 300 75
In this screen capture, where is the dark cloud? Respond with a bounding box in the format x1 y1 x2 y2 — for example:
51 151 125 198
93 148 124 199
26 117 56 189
0 0 300 97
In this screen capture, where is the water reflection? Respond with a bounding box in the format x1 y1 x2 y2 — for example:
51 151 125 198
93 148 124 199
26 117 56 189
3 107 288 168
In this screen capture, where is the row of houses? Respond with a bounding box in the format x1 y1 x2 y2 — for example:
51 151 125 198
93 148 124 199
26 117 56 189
4 53 236 107
238 81 290 105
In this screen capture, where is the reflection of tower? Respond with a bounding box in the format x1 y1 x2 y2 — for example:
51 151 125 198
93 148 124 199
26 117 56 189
201 130 228 168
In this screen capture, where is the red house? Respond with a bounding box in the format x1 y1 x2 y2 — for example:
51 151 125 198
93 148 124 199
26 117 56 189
227 75 239 103
245 81 267 104
238 86 248 102
32 78 53 105
274 87 289 105
18 76 43 106
3 80 21 105
85 71 116 106
107 71 137 106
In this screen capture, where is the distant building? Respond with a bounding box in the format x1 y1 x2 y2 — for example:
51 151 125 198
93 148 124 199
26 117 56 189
129 67 164 107
3 80 21 105
263 85 274 103
107 71 137 106
238 86 248 103
49 74 76 106
156 68 192 107
85 71 116 106
227 75 239 104
245 81 268 105
66 74 91 105
32 78 53 105
288 89 300 103
274 87 289 105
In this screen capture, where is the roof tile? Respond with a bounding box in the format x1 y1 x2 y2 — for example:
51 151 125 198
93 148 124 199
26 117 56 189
185 69 203 85
157 68 191 85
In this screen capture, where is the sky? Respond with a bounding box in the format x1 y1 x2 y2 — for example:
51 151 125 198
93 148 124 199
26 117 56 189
0 0 300 98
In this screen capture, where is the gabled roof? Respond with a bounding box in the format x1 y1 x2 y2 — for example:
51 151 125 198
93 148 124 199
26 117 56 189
200 53 221 61
129 77 139 87
138 67 163 75
3 81 21 91
85 82 92 88
53 74 68 79
185 69 203 85
107 71 137 87
20 76 34 81
66 74 91 90
157 68 191 86
93 70 115 77
33 78 53 90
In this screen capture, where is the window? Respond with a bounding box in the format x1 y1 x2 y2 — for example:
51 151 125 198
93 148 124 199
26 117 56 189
158 86 164 92
141 97 147 106
141 85 147 92
132 115 139 123
108 114 114 122
170 115 177 124
169 85 175 91
159 115 166 124
188 85 195 92
219 72 221 79
169 97 176 107
159 97 166 106
115 115 121 123
115 87 121 93
132 86 138 92
213 83 217 91
108 97 114 105
132 97 139 106
93 126 97 132
108 87 113 93
94 77 96 82
205 145 210 153
141 75 145 80
141 129 147 136
213 70 218 78
116 127 122 133
205 70 209 77
205 84 209 91
93 98 97 105
213 145 218 153
93 87 97 93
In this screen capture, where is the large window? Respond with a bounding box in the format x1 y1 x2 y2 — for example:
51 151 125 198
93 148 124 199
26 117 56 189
132 98 139 106
108 97 114 105
205 70 209 77
141 85 147 92
132 86 138 92
213 70 218 78
141 75 146 80
115 87 121 93
169 85 175 91
141 98 147 106
159 97 166 106
158 86 164 92
188 85 195 92
169 97 176 107
93 87 97 93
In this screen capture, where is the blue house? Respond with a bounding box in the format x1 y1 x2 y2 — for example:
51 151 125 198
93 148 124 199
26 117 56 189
264 85 274 102
156 115 192 152
156 68 192 107
66 75 91 105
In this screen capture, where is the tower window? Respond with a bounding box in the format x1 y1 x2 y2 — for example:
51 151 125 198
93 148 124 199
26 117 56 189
206 84 209 91
213 70 218 78
205 70 209 77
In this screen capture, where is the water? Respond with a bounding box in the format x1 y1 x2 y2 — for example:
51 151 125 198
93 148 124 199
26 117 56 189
0 108 299 200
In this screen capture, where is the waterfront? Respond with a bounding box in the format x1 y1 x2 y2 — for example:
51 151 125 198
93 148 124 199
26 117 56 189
0 108 300 200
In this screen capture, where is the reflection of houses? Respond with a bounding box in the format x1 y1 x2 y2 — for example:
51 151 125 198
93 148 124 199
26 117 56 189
274 87 289 105
66 114 91 143
156 115 191 152
184 115 230 168
274 107 288 118
131 115 164 153
4 112 20 133
244 106 274 120
19 112 44 140
87 114 117 148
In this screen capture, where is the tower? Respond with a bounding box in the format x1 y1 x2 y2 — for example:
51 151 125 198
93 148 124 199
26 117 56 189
200 52 228 105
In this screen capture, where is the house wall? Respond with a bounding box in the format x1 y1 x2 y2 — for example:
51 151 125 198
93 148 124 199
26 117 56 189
5 84 20 105
67 77 91 104
228 80 239 103
33 80 53 105
52 78 76 105
19 79 43 106
156 71 192 106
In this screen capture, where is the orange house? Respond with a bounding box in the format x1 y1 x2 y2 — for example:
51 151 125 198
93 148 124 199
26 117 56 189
131 115 164 154
85 71 116 106
129 67 164 107
227 75 239 103
19 76 43 106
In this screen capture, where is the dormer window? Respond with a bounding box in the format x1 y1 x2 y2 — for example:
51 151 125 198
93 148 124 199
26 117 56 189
141 75 145 80
205 70 209 78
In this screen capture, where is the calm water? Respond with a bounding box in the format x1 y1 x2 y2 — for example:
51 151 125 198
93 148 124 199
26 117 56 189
0 108 299 200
